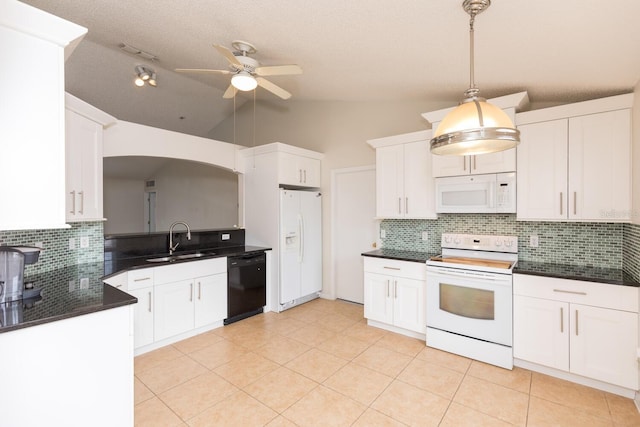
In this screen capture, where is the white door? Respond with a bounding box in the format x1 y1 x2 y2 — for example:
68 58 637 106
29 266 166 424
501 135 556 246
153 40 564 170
333 166 376 304
279 190 302 304
300 191 322 297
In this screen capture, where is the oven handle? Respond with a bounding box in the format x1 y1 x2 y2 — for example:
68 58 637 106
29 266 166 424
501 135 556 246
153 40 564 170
427 268 511 284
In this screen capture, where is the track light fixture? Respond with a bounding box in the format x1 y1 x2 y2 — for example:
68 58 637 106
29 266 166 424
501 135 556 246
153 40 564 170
134 65 157 88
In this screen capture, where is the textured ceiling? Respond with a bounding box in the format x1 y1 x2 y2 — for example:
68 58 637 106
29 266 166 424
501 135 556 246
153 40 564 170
21 0 640 140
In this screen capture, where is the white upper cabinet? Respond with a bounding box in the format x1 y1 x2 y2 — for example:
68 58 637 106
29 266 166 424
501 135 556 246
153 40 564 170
516 94 632 222
368 130 437 219
0 2 86 230
278 152 321 188
65 94 116 222
431 149 517 177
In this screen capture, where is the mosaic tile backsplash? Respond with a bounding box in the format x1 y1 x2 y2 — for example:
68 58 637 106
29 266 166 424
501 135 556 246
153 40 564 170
0 222 104 275
381 215 640 275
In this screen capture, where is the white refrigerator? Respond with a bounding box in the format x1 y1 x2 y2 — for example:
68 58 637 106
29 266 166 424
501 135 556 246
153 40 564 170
279 189 322 308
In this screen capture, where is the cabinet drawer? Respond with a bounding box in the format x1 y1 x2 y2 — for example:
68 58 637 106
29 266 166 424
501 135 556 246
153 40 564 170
127 268 154 290
513 274 638 313
154 257 227 285
363 257 426 280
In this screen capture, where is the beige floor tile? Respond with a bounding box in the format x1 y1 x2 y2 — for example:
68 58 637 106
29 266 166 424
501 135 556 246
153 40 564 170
606 393 640 427
333 301 365 320
213 351 280 388
440 403 513 427
172 330 225 354
304 297 342 313
530 372 610 419
397 358 465 399
158 371 238 421
376 332 425 357
253 334 312 365
135 345 183 373
282 385 367 427
467 360 531 393
416 346 472 373
266 415 298 426
210 318 256 339
528 396 613 427
352 408 406 426
188 339 248 369
186 391 278 427
285 306 329 324
135 396 183 427
226 328 280 350
286 323 336 346
343 320 387 344
262 316 308 336
352 344 412 377
286 348 349 383
316 334 371 360
453 375 529 426
371 380 449 426
324 362 393 406
315 312 359 332
245 366 318 413
136 355 208 395
134 376 155 405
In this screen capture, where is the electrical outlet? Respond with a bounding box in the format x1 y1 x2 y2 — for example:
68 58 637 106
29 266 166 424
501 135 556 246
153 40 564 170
80 236 89 248
421 231 429 241
530 235 539 248
380 229 386 239
80 278 89 289
69 238 76 250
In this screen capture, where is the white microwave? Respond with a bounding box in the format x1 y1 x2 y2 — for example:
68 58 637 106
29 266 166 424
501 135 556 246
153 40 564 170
435 172 516 213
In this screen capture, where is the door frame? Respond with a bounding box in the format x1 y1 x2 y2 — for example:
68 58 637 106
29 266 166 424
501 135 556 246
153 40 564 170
330 165 377 302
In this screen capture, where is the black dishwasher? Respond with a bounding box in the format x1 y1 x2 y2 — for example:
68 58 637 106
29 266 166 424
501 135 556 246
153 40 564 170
224 251 266 325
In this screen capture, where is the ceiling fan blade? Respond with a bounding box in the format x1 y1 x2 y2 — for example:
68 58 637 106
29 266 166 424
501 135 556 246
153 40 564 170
254 64 303 77
223 84 237 99
214 44 242 67
256 77 291 100
175 68 231 75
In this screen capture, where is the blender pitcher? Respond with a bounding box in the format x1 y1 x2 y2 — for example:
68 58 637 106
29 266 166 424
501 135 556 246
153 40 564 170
0 247 25 304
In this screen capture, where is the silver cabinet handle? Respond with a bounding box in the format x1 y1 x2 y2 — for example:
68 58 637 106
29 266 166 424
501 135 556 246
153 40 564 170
198 282 202 300
394 280 398 299
134 277 151 282
573 192 577 215
383 266 400 270
190 283 193 302
398 198 402 214
405 197 408 214
78 190 84 214
386 280 390 298
70 190 76 214
553 289 587 296
148 291 152 312
473 155 477 170
560 307 564 333
463 156 467 171
575 310 579 336
304 169 307 183
560 192 563 215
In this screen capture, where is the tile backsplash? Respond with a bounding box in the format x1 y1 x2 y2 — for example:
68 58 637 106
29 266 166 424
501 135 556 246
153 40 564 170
0 222 104 275
381 214 633 271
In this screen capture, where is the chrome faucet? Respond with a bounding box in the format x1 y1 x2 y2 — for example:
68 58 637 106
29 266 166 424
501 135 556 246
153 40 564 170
169 221 191 255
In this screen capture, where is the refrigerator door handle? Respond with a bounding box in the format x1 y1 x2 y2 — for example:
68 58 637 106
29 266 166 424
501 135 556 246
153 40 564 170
298 213 304 263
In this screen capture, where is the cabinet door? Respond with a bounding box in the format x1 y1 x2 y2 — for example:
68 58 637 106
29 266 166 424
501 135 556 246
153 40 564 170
403 140 436 219
364 272 393 324
432 155 469 177
473 149 516 174
392 277 425 333
516 119 568 220
127 287 154 348
568 109 631 221
278 153 321 187
376 145 404 218
299 156 321 187
194 273 227 328
154 280 195 341
570 304 638 389
65 110 103 221
513 295 569 371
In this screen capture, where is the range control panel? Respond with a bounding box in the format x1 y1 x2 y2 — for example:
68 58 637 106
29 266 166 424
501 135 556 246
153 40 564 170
441 233 518 253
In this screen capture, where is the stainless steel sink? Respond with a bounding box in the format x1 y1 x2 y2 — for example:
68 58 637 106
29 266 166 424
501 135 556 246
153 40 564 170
145 252 213 263
174 252 210 260
146 256 173 263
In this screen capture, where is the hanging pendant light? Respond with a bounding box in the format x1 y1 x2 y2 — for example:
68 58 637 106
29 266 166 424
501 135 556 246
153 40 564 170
431 0 519 156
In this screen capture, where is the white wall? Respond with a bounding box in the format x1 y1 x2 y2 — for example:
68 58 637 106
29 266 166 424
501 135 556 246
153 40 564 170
632 80 640 224
103 178 145 234
209 99 451 298
154 160 239 231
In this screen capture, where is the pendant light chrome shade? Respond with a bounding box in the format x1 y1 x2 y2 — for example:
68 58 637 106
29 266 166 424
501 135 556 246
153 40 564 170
431 0 519 156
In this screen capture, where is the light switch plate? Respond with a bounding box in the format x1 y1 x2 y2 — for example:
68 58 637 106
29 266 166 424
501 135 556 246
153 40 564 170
530 235 539 248
80 236 89 248
421 231 429 241
380 229 386 239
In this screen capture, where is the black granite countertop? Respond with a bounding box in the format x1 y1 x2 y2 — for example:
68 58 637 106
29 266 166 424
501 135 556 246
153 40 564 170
514 261 640 288
103 245 271 277
0 262 137 334
361 249 437 263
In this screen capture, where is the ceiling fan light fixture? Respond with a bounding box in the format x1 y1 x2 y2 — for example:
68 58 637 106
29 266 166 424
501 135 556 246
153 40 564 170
430 0 519 156
231 71 258 91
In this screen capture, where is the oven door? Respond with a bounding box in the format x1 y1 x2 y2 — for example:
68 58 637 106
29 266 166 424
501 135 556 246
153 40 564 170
426 266 512 346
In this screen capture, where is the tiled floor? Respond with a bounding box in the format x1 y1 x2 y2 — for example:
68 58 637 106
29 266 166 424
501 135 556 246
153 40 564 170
134 298 640 426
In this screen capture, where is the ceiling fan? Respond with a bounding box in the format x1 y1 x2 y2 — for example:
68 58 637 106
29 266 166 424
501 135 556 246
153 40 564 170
175 40 302 100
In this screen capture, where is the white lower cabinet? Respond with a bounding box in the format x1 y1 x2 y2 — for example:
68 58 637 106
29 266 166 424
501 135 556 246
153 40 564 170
194 273 228 328
513 274 639 390
363 257 426 335
127 287 154 348
155 279 196 341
